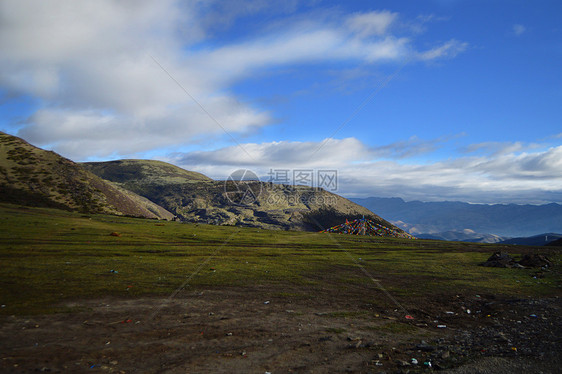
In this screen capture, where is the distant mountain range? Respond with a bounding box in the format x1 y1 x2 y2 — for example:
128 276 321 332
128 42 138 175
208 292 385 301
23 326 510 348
415 230 507 243
415 231 562 245
500 233 562 246
350 197 562 240
0 132 411 237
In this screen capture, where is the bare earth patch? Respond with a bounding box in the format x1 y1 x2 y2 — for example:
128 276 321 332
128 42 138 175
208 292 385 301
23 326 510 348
1 287 560 373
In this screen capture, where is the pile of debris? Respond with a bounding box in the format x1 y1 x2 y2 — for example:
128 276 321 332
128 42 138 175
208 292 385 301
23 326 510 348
518 254 553 267
480 252 552 268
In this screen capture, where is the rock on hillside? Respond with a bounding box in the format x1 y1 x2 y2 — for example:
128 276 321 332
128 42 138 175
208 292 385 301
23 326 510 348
0 132 174 220
84 160 412 236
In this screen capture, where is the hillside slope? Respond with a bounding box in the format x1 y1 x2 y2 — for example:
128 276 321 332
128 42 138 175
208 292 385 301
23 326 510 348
546 238 562 246
82 159 211 185
85 160 412 237
0 132 173 220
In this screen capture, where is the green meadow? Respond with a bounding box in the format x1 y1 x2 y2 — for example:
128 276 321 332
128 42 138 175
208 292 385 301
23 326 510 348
1 203 560 315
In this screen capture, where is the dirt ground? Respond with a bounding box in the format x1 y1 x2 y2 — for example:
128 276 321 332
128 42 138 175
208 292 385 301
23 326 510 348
1 286 560 373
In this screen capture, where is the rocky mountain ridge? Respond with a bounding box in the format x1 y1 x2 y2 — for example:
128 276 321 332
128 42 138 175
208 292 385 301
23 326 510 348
83 160 412 236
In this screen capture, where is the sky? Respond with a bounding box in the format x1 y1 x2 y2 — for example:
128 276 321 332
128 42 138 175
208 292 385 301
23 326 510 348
1 0 561 204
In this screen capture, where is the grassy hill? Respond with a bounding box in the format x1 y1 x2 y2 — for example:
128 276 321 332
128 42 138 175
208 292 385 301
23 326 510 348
0 132 173 220
82 159 211 185
84 160 411 236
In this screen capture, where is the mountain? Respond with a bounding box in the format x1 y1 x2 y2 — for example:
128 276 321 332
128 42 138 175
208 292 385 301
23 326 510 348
416 230 507 243
83 160 413 237
0 131 411 237
350 197 562 237
0 132 174 220
546 238 562 247
499 233 562 246
82 159 211 186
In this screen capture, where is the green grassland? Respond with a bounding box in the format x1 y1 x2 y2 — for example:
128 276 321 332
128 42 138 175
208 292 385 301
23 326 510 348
1 203 560 315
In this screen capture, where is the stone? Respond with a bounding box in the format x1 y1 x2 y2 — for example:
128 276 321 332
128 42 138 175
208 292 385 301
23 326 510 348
480 252 516 268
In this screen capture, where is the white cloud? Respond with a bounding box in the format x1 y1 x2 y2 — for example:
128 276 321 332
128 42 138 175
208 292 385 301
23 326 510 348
172 135 450 172
175 137 370 169
462 141 527 156
19 102 270 159
513 24 526 36
416 14 450 23
189 17 413 84
329 145 562 203
417 39 468 60
476 146 562 180
346 10 398 37
370 135 450 159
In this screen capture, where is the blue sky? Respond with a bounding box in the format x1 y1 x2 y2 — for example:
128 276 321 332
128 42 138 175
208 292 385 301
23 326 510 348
1 0 561 203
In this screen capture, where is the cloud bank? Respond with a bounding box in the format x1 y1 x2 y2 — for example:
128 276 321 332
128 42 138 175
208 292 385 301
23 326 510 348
170 138 562 204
